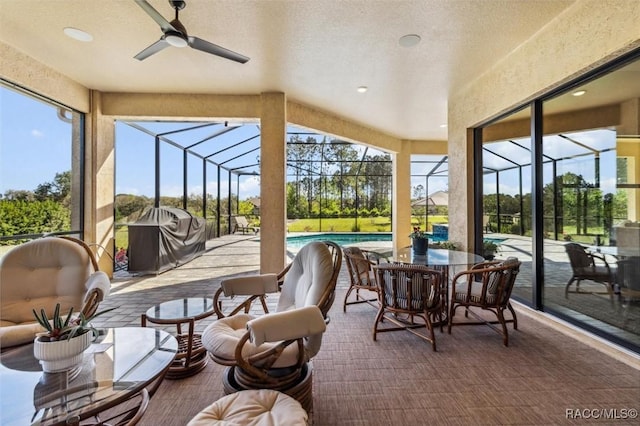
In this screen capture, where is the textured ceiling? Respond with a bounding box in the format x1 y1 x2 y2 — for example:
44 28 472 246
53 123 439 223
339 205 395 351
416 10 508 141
0 0 576 140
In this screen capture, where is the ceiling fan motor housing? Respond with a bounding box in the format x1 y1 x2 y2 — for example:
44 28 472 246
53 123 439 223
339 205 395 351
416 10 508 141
169 0 186 10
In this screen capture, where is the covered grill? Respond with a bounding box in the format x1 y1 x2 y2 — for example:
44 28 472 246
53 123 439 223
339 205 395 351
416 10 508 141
127 207 206 274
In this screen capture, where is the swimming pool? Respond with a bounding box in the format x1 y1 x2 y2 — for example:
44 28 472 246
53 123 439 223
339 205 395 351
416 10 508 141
285 232 505 248
286 233 392 248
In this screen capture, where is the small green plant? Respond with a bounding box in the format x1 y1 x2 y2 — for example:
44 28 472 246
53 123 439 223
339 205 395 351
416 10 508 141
409 226 426 239
430 240 459 250
483 240 500 255
33 303 117 342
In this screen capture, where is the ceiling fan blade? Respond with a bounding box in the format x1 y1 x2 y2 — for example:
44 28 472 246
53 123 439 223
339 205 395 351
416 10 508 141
188 36 249 64
134 39 170 61
134 0 178 33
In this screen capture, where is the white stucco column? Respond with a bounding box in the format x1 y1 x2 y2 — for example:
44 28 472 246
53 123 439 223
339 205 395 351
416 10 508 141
87 90 115 276
260 92 287 273
393 142 412 251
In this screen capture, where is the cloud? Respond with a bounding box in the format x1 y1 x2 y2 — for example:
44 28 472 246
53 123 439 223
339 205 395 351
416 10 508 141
31 129 44 138
116 186 140 195
239 177 260 197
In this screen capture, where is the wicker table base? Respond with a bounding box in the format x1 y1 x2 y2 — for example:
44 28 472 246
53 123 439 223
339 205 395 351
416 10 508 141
222 363 313 413
164 333 209 379
141 298 215 380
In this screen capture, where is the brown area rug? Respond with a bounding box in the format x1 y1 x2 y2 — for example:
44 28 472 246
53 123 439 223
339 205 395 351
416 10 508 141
138 289 640 426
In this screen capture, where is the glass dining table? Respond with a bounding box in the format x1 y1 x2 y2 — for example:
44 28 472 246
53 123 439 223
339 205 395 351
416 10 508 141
0 327 178 426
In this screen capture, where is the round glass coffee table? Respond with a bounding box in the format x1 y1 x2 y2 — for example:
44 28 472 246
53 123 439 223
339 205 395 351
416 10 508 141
141 297 215 379
0 327 177 426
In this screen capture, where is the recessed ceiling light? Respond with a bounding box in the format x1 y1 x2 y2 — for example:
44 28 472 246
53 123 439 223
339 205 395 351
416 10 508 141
572 90 587 97
439 124 447 128
357 86 368 93
63 27 93 42
399 34 421 48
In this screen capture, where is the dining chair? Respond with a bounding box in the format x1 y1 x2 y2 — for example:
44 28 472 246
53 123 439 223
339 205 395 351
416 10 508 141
200 241 342 412
447 257 521 346
564 243 615 302
616 258 640 327
342 246 388 312
372 263 444 351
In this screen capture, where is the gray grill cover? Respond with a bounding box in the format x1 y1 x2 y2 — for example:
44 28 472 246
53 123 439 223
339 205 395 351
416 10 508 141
128 207 206 274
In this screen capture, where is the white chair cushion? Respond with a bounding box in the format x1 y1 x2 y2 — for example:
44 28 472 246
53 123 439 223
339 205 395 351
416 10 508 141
187 390 307 426
202 313 305 368
277 241 334 312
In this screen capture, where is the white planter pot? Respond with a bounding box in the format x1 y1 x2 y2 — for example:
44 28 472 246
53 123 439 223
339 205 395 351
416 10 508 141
33 331 93 373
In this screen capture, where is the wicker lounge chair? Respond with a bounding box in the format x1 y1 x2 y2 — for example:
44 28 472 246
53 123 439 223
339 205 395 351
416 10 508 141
0 236 111 349
201 241 341 412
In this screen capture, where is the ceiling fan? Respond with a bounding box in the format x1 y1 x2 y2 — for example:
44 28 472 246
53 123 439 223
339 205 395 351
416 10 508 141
133 0 249 64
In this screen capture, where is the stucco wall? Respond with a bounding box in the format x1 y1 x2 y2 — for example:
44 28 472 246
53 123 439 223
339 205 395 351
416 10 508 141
447 0 640 251
0 41 90 112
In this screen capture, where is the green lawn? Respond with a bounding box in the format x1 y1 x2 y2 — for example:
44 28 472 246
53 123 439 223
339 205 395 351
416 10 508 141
286 216 448 233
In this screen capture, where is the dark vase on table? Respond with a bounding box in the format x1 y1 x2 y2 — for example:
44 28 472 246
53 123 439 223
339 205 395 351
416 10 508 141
412 237 428 255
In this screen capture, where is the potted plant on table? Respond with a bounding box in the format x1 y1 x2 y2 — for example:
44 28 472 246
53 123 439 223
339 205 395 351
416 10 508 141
483 240 500 260
32 303 116 373
409 226 428 255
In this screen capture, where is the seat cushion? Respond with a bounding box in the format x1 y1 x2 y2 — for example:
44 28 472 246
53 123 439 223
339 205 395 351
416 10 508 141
201 314 302 368
187 390 308 426
0 321 46 348
1 237 91 324
453 281 497 305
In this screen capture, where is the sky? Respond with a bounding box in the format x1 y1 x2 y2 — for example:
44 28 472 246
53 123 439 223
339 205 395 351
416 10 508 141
1 84 617 200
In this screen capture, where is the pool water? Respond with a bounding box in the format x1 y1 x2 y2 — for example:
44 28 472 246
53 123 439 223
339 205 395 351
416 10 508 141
284 232 505 248
286 233 392 248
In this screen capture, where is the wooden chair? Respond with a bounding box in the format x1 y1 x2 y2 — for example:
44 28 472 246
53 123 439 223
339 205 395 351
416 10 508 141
447 257 521 346
372 263 444 351
564 243 615 301
342 247 387 312
201 241 341 412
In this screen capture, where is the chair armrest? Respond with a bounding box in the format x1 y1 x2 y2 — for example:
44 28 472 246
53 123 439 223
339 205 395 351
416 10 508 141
85 271 111 300
589 252 611 268
361 249 389 264
246 305 326 346
221 274 279 296
82 271 111 317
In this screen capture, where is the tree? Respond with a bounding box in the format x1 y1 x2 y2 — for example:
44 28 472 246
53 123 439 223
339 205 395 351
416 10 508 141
34 171 71 204
3 189 35 201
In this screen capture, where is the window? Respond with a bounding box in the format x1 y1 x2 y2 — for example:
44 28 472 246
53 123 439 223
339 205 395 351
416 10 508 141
476 53 640 352
0 82 84 249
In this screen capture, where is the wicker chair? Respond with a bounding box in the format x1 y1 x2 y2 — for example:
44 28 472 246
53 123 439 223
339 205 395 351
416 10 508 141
342 247 387 312
564 243 615 301
447 257 521 346
616 258 640 326
372 263 444 351
0 236 111 349
201 241 341 412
